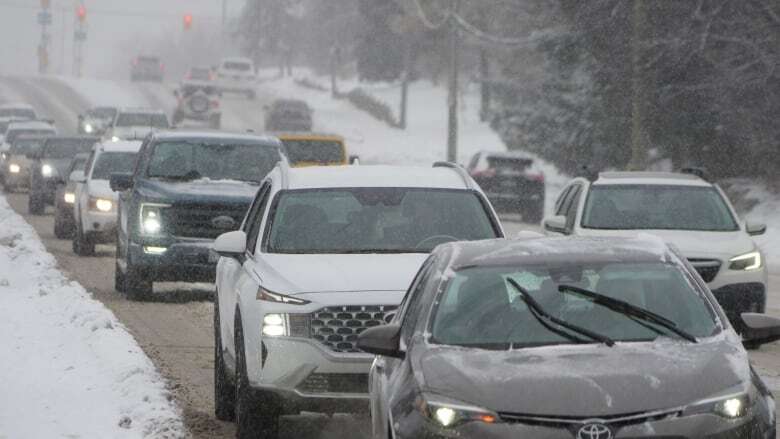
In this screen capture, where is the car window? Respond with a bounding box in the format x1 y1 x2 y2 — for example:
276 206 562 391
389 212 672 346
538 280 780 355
0 108 35 119
565 185 582 229
90 152 138 180
246 184 271 255
43 139 96 159
554 186 573 216
224 61 251 71
115 113 169 128
282 139 344 165
399 259 437 344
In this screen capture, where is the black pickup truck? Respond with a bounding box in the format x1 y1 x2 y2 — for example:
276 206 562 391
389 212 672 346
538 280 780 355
110 130 285 300
28 136 99 214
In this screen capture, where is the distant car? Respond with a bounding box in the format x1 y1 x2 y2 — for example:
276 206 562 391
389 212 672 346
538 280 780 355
78 106 117 135
105 108 170 141
71 141 142 256
264 99 312 132
216 57 257 99
276 132 355 167
130 56 164 82
1 134 48 193
467 150 546 223
0 103 37 120
111 130 285 300
360 236 779 439
28 136 99 214
1 121 57 190
54 153 89 239
185 66 215 82
172 81 221 129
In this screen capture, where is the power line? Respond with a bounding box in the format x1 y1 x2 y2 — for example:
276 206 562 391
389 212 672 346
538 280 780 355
451 11 552 47
410 0 452 30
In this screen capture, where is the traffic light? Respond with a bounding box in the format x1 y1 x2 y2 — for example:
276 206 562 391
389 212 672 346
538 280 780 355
183 14 193 30
76 4 86 23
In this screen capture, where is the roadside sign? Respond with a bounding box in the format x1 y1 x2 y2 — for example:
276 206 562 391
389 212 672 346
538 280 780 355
37 11 52 25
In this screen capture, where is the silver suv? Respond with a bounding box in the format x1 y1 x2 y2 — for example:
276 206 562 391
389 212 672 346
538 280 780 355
172 81 221 129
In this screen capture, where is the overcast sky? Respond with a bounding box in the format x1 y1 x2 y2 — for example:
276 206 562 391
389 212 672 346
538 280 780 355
0 0 241 77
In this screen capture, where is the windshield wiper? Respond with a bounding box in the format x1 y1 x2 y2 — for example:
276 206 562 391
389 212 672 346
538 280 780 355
557 284 698 343
507 279 615 347
150 170 202 181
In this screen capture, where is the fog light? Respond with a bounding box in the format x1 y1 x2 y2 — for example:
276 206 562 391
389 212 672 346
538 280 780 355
64 192 75 204
9 163 20 173
261 313 287 337
111 136 120 142
41 164 53 177
95 198 113 212
143 246 167 255
143 217 161 234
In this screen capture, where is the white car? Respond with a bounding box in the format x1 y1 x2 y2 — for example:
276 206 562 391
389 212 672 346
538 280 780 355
71 140 142 256
0 103 37 121
542 169 768 334
211 162 504 438
104 108 170 142
216 57 257 99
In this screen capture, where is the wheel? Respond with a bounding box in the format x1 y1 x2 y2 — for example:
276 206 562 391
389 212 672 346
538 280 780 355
53 215 73 239
214 298 236 421
235 313 280 439
73 223 96 256
123 265 153 301
114 260 126 293
28 193 45 215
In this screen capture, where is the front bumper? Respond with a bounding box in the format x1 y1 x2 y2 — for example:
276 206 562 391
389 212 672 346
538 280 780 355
4 168 30 188
128 238 215 282
83 210 118 243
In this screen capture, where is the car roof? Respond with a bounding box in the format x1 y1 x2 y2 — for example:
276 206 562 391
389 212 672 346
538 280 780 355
0 103 35 110
439 235 674 269
593 171 711 187
478 150 534 160
222 57 253 63
279 165 473 190
116 107 167 114
274 132 344 142
98 140 142 153
153 129 280 145
7 120 55 130
45 135 99 142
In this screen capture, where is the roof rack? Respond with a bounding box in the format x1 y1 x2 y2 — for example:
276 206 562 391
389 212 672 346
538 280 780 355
278 158 290 189
433 161 474 189
680 166 710 182
577 165 599 182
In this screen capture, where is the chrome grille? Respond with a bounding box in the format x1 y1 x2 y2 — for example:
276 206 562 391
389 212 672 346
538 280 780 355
688 258 721 283
163 203 247 239
296 373 368 395
309 305 398 353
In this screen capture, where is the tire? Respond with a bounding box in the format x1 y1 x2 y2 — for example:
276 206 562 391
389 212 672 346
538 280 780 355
73 222 96 256
114 260 126 293
235 314 280 439
28 193 45 215
53 215 73 239
124 265 153 301
214 298 236 421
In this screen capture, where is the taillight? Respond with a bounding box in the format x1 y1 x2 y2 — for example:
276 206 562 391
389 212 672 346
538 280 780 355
528 172 545 182
160 63 165 72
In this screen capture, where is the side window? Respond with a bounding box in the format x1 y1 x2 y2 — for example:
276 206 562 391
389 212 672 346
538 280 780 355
400 260 437 344
564 185 582 229
554 186 573 216
246 183 272 255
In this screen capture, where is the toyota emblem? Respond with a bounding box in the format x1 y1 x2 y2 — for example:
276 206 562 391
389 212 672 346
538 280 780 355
577 423 613 439
211 215 236 230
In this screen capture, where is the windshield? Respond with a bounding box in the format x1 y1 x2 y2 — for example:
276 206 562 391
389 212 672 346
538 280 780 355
267 188 498 254
6 129 54 144
10 138 44 154
146 141 280 182
582 185 739 231
432 262 718 348
43 139 96 159
70 156 88 173
90 152 137 180
87 108 116 119
224 61 251 71
115 113 169 128
0 108 35 119
283 140 344 165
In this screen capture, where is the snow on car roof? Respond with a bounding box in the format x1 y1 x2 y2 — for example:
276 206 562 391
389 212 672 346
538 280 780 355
594 171 711 187
99 140 142 153
283 164 472 190
7 120 55 130
154 130 280 144
441 235 674 269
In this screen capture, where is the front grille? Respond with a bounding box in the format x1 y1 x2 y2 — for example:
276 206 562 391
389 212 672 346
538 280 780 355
163 203 247 239
688 258 721 283
296 373 368 395
499 407 680 429
298 305 398 353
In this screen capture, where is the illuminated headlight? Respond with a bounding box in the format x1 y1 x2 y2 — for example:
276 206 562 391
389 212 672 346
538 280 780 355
143 246 167 255
262 313 288 337
139 203 169 235
1 152 6 160
416 394 499 428
256 287 310 305
686 393 751 419
729 251 762 271
83 123 94 133
111 136 120 142
63 192 75 204
9 163 20 173
41 164 53 177
89 197 113 212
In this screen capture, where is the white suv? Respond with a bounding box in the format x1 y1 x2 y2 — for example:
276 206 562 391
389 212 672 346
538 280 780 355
212 162 503 438
542 169 768 333
104 108 170 142
71 140 142 256
216 57 257 99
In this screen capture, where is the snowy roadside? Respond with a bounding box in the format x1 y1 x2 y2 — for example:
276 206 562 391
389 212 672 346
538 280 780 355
0 195 186 438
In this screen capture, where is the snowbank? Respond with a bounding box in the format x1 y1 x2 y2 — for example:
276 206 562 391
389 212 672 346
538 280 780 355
0 195 186 438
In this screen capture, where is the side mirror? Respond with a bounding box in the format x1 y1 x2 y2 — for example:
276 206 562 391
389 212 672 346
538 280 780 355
356 324 403 358
741 313 780 346
746 222 766 236
69 170 86 183
109 172 133 191
349 155 360 165
212 231 247 258
543 215 567 234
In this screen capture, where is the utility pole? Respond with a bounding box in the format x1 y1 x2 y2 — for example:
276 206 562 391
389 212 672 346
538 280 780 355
73 3 87 78
446 2 460 163
478 9 490 122
628 0 646 171
37 0 52 74
221 0 228 49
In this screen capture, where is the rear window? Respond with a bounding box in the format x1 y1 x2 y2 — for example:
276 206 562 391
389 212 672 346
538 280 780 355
223 62 251 71
90 152 138 180
116 113 169 128
0 108 36 119
189 68 212 80
137 57 160 66
43 139 96 159
87 108 116 119
283 140 344 165
487 156 533 174
6 129 55 144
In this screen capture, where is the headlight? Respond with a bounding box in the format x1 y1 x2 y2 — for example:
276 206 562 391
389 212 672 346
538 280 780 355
111 136 120 142
83 123 94 133
89 197 113 212
9 163 20 173
41 164 53 177
1 152 6 160
256 287 310 305
416 394 499 428
64 192 75 204
139 203 169 235
262 313 288 337
686 393 751 419
729 251 762 271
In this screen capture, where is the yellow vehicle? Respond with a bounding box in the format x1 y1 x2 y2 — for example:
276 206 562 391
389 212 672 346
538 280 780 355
275 132 356 167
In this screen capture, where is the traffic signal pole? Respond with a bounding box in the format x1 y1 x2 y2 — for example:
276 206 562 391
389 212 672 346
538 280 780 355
37 0 52 74
73 4 87 77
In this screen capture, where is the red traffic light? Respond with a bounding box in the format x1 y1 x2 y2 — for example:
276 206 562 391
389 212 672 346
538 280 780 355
76 5 86 22
183 14 193 30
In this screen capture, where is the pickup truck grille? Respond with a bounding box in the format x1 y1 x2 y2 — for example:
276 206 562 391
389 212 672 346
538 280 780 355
288 305 398 353
688 258 721 283
163 203 247 239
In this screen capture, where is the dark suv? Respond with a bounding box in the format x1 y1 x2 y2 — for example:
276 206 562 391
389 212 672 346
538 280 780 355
467 150 546 223
28 136 98 214
264 99 312 132
110 131 285 300
131 56 164 82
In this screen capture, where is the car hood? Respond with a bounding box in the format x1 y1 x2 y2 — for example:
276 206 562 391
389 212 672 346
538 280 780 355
418 334 750 417
577 228 755 259
136 178 258 205
88 179 118 200
260 253 430 294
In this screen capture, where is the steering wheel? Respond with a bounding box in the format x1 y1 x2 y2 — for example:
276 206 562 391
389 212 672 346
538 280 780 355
415 234 459 249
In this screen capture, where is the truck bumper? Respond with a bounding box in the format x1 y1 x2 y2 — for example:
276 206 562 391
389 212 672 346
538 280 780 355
128 238 215 282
